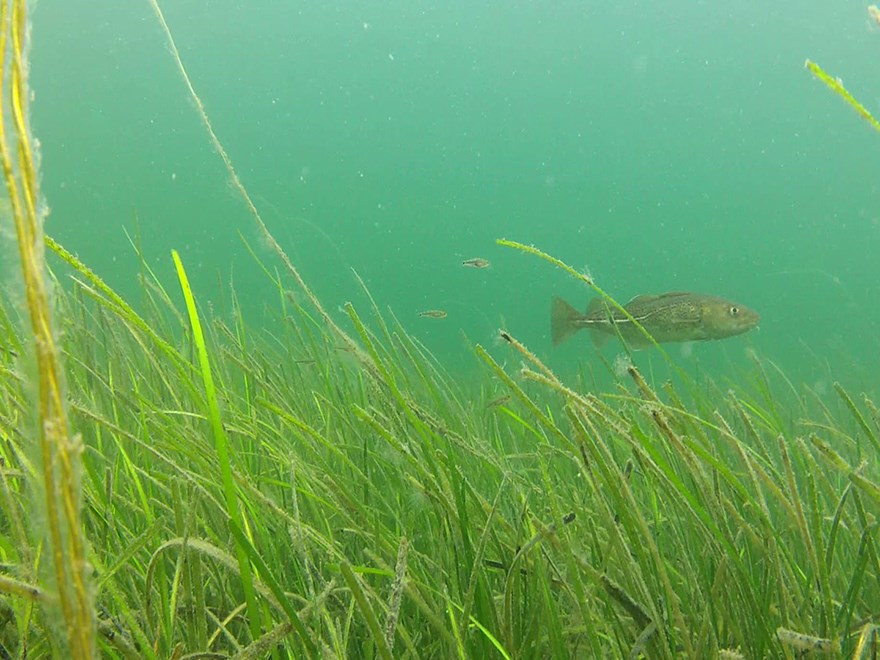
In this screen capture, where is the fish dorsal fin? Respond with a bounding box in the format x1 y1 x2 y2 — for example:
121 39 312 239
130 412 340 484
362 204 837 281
625 294 661 306
626 291 690 306
585 297 611 317
626 291 693 305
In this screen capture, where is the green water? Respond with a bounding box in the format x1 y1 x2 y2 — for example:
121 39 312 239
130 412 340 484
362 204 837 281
30 1 880 390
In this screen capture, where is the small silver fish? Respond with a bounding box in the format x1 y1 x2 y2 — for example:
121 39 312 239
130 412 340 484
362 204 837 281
462 258 491 269
419 309 448 319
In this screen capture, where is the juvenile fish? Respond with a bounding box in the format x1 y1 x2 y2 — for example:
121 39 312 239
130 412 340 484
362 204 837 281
462 258 490 269
419 309 448 319
551 291 759 349
485 394 512 409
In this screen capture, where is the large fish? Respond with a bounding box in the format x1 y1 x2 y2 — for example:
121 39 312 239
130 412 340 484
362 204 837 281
551 292 759 349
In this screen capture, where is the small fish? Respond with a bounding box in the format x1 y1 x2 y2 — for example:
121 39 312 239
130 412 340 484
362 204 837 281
551 291 759 349
485 394 512 409
462 257 490 269
419 309 448 319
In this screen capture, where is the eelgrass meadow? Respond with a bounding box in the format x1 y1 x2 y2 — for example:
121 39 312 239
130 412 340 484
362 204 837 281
2 1 880 658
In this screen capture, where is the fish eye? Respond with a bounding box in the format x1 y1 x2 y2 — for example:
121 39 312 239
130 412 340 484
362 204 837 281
729 306 739 316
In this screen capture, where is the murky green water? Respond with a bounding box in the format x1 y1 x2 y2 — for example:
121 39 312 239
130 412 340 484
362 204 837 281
28 0 880 390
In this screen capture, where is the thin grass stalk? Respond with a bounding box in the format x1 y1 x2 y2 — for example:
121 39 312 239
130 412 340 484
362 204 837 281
846 490 880 626
834 382 880 457
809 435 880 506
459 477 504 645
563 405 672 655
796 439 836 638
383 536 409 653
805 59 880 133
45 236 195 391
340 560 394 660
0 0 94 654
149 0 375 378
852 622 879 660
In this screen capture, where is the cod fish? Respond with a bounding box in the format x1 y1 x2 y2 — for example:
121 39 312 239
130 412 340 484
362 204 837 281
551 292 759 349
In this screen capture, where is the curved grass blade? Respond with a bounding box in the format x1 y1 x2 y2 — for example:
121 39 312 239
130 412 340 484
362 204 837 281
171 249 261 641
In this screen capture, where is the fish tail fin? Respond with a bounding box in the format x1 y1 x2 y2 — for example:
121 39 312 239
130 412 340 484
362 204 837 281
551 296 583 346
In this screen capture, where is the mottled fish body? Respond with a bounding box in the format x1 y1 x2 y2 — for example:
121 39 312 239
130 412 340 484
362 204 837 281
551 292 759 349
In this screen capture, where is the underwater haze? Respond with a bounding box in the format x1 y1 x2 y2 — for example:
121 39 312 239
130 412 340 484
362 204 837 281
30 0 880 391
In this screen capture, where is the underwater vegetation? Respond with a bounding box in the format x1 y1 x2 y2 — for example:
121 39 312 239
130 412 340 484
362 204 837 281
804 5 880 136
5 236 880 659
1 1 879 658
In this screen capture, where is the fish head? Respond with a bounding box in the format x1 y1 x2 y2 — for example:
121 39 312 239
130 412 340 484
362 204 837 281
700 298 760 339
